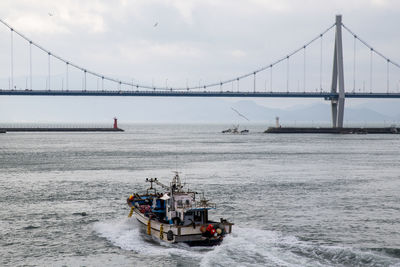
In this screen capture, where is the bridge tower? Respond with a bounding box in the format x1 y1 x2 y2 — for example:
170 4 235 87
330 15 345 128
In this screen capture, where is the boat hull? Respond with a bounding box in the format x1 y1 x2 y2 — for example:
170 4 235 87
132 207 232 246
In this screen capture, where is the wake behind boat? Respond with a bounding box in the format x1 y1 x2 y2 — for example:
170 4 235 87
126 172 233 246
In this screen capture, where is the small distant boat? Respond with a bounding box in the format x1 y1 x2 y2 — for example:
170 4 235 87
222 125 239 134
127 172 233 246
222 125 249 134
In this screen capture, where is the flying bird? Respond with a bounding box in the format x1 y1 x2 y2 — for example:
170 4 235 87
153 22 158 27
231 107 250 121
48 13 53 16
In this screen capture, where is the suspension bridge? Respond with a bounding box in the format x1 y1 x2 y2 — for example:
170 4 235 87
0 15 399 128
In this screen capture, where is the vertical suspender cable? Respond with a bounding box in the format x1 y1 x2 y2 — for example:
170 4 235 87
29 41 32 90
303 46 306 92
237 78 239 92
102 77 104 91
10 29 13 89
264 68 267 92
353 36 356 92
387 59 390 93
66 63 69 91
253 72 256 93
48 52 51 90
84 70 87 90
264 79 267 92
270 65 273 92
319 34 323 91
370 48 373 93
286 56 289 92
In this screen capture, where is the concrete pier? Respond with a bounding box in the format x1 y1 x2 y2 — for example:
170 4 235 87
0 127 124 132
265 127 399 134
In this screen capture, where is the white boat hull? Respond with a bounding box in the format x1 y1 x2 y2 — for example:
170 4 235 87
132 207 232 245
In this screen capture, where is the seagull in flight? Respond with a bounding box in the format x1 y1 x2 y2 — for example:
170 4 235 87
48 13 53 16
153 22 158 27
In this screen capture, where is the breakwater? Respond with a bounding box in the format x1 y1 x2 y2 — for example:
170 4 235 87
265 127 399 134
0 127 124 132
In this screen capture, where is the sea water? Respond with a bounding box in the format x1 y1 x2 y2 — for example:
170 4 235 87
1 124 399 266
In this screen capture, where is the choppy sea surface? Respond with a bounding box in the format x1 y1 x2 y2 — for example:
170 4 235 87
1 123 400 267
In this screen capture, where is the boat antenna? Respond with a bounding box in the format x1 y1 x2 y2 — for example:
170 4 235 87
171 171 183 192
175 155 178 172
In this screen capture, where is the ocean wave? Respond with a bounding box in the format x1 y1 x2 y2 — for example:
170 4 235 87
93 218 400 266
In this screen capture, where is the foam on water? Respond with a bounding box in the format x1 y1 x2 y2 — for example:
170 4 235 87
94 218 400 267
93 218 207 260
202 227 400 267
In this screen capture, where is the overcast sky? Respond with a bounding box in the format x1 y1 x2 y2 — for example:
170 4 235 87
0 0 399 122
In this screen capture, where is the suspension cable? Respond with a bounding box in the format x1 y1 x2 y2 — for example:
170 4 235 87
343 24 400 69
0 18 335 91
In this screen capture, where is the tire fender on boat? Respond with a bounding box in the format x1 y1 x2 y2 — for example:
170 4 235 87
159 224 164 240
147 220 151 235
167 230 174 241
128 206 134 218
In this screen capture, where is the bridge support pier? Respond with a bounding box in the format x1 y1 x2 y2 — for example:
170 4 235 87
330 15 345 128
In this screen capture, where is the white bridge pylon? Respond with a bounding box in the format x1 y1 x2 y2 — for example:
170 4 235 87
331 15 345 128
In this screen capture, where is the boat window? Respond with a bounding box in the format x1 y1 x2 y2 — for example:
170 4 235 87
194 211 202 222
177 200 183 206
185 199 190 206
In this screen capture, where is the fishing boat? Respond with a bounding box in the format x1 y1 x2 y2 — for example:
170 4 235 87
126 172 233 246
222 125 239 134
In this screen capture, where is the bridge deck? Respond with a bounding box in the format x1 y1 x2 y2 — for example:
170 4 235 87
1 89 400 98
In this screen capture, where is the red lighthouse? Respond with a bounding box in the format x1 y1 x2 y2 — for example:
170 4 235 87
113 117 118 129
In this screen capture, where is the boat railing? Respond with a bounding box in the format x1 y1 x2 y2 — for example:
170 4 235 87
176 202 216 209
196 202 216 209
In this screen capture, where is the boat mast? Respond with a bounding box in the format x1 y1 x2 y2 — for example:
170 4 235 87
171 171 183 192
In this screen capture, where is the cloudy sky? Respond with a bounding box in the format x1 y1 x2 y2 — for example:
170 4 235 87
0 0 399 123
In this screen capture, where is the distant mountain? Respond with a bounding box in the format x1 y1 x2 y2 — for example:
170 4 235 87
0 97 398 124
231 100 397 124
